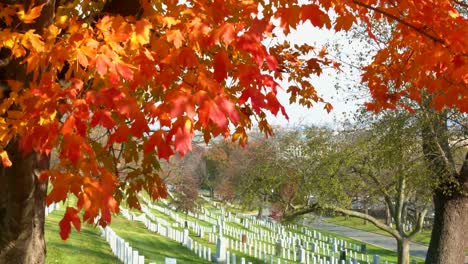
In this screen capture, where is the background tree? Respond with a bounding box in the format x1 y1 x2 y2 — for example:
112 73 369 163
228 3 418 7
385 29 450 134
230 137 284 218
161 145 204 213
283 111 432 264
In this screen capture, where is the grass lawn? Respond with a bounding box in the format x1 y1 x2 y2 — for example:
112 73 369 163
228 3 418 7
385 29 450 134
45 207 119 264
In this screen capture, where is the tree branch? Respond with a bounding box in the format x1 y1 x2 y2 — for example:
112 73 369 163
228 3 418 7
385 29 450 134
285 204 402 240
407 208 428 239
352 0 445 44
452 0 468 9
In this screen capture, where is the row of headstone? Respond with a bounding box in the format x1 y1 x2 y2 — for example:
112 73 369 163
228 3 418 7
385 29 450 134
142 199 212 237
100 226 145 264
185 237 212 262
44 203 59 217
121 206 216 263
141 195 394 264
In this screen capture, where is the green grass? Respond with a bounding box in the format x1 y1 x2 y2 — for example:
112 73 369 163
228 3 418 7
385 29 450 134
45 207 119 264
110 215 210 264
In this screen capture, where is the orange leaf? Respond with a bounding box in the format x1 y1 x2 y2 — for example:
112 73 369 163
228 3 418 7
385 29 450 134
334 14 356 31
61 115 76 135
18 4 45 24
167 30 184 48
116 63 133 80
324 102 333 113
0 151 12 167
300 4 330 28
134 19 152 45
76 50 89 68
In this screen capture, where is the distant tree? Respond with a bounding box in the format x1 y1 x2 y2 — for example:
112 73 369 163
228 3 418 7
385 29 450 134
284 112 432 264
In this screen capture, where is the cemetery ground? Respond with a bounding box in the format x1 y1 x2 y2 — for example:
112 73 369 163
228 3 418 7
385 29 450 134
44 194 428 264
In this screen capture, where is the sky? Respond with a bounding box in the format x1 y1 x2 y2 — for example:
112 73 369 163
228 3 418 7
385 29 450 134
265 21 370 129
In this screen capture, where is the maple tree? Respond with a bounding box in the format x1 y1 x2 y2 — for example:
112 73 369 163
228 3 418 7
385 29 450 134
0 0 466 263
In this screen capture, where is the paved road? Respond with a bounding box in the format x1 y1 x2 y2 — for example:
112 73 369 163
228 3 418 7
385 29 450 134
311 221 468 264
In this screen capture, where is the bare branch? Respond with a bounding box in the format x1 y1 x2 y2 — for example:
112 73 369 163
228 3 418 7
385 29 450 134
352 0 445 44
285 205 401 240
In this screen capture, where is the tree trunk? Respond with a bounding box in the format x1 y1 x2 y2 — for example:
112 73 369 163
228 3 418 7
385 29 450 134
425 189 468 264
0 1 54 263
363 203 369 225
0 141 49 264
385 203 392 226
421 111 468 264
257 203 263 218
397 238 410 264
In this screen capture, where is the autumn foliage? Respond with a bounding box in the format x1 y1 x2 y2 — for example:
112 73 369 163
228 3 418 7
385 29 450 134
0 0 466 240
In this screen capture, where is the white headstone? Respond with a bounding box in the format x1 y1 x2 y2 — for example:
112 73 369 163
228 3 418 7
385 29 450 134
216 237 227 263
298 246 306 263
165 257 177 264
183 229 190 246
372 255 380 264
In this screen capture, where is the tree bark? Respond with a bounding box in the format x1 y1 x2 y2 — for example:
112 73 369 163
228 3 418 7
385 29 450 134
422 111 468 264
385 203 392 226
397 238 410 264
425 189 468 264
363 201 369 225
0 141 49 264
210 187 214 198
0 1 54 263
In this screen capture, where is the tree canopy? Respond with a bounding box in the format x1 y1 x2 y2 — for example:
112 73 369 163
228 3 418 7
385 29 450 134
0 0 466 241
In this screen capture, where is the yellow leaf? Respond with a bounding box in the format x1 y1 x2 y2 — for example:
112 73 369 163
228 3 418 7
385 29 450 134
22 30 45 52
448 10 459 19
39 111 57 125
17 4 45 24
0 151 12 167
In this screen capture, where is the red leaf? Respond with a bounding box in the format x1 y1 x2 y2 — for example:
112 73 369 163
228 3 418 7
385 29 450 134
275 6 300 34
213 51 231 82
108 125 130 145
207 100 228 129
300 4 330 28
143 131 174 160
216 96 239 124
130 114 149 137
91 110 115 129
59 207 81 240
173 119 192 156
